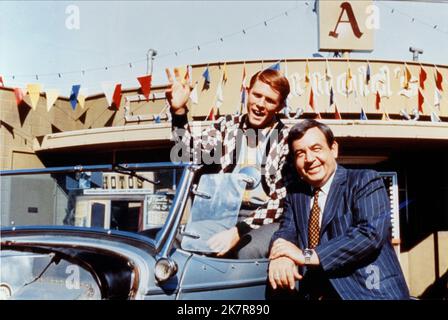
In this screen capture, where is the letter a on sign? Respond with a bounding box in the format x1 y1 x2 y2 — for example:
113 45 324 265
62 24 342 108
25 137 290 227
318 0 374 52
329 2 363 39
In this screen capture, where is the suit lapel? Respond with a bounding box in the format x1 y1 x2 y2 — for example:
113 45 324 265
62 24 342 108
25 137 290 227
296 184 312 248
319 166 347 238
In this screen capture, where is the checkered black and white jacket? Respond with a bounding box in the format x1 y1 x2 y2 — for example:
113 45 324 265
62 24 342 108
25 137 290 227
171 112 292 229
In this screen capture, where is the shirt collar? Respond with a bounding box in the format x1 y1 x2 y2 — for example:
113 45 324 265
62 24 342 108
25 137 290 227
318 165 338 196
243 114 279 133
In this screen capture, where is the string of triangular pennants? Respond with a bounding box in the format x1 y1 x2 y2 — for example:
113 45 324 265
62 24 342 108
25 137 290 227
1 60 445 123
5 75 153 112
198 60 445 122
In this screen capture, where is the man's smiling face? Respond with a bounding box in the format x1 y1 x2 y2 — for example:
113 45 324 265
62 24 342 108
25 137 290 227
292 127 338 188
247 80 283 129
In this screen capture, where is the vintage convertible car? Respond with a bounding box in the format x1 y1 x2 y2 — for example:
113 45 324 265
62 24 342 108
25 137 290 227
0 162 281 300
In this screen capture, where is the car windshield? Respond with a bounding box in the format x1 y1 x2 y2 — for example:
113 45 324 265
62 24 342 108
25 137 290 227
0 164 183 236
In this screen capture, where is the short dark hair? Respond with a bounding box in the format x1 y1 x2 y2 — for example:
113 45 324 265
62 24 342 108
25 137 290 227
249 69 290 108
287 119 335 151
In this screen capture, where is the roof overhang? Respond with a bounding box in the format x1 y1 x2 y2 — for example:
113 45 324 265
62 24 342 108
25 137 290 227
34 119 448 154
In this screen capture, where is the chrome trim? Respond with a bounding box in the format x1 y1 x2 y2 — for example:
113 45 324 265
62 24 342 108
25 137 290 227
115 162 189 170
191 184 211 199
0 162 189 176
0 164 113 176
156 165 199 256
179 278 267 293
0 226 158 250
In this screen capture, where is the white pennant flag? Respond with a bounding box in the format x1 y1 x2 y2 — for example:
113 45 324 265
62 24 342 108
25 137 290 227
216 81 224 109
45 89 59 112
325 59 333 81
101 81 116 106
187 65 193 85
431 111 441 122
434 89 442 109
189 84 198 104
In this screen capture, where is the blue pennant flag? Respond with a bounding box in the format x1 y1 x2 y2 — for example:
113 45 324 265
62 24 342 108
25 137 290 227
202 67 210 84
69 85 81 110
154 115 161 123
241 88 246 104
366 64 371 84
267 62 281 71
360 108 368 120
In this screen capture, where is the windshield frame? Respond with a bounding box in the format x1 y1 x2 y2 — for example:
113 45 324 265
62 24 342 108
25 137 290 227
0 162 195 254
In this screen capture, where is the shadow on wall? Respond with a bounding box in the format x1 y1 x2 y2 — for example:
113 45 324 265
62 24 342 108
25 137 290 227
419 268 448 300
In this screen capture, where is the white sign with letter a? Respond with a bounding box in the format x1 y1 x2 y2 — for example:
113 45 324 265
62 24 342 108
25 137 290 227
319 0 376 52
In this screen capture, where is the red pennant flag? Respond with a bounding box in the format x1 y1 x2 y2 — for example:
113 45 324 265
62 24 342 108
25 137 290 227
309 88 315 111
435 70 443 91
334 105 342 120
207 107 216 121
137 75 152 101
418 89 424 113
375 91 381 110
0 76 4 87
419 67 427 90
14 88 24 105
112 84 122 110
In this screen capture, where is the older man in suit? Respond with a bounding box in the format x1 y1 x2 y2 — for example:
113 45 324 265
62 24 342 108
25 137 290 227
268 119 409 300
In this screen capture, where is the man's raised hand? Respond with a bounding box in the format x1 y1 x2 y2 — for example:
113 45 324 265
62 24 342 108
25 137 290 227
165 68 194 115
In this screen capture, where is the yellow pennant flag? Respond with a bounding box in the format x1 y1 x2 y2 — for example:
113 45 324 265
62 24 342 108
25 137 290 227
346 66 352 93
381 106 390 121
222 63 228 83
404 64 412 90
305 62 310 85
78 88 88 109
27 83 42 110
78 95 86 109
45 89 59 112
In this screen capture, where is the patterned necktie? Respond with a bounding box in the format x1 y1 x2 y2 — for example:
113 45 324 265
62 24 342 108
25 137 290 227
308 188 321 249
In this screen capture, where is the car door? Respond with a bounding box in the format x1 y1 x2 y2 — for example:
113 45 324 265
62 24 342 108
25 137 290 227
177 252 269 300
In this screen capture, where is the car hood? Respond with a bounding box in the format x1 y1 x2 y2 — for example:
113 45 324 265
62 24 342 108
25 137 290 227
0 226 161 299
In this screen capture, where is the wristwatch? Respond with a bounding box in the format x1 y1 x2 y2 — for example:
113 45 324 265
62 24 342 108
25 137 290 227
303 248 313 265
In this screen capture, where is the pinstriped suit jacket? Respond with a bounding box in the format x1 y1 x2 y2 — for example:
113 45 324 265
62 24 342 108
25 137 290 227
271 166 410 300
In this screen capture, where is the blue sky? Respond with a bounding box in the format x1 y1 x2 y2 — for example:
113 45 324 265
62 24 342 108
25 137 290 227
1 1 447 96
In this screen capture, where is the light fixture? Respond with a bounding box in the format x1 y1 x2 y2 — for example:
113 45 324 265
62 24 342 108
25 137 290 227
409 47 423 62
154 258 178 283
146 48 157 75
